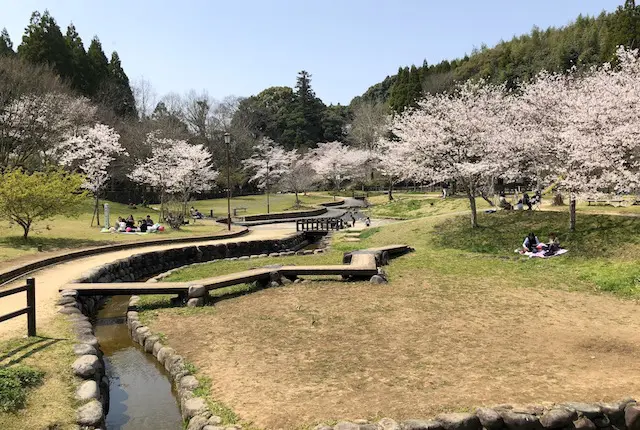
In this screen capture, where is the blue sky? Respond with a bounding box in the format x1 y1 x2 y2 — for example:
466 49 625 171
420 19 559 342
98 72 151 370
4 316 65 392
0 0 623 105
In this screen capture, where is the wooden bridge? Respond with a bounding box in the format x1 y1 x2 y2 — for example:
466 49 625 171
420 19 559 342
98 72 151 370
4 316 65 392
61 245 412 297
296 217 345 232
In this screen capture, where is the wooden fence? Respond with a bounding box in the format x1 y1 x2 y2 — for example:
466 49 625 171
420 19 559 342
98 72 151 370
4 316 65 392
0 278 36 337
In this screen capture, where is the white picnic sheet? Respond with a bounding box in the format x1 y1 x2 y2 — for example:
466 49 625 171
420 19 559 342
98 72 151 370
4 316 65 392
522 249 568 258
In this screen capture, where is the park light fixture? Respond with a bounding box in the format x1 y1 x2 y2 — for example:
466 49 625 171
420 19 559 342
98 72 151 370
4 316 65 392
224 133 231 231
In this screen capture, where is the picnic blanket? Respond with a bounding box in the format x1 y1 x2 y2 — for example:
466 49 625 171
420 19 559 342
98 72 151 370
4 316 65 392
522 249 568 259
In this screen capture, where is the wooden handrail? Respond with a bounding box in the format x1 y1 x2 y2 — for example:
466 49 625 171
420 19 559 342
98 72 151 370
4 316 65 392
0 278 36 336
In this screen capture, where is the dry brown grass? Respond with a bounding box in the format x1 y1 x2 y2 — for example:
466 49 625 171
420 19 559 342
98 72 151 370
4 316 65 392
0 316 77 430
150 271 640 429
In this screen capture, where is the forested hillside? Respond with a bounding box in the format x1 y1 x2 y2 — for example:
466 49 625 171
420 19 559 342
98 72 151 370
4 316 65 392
0 10 137 119
353 0 640 112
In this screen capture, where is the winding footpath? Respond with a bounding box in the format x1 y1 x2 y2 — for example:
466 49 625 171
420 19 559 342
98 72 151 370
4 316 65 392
0 228 293 341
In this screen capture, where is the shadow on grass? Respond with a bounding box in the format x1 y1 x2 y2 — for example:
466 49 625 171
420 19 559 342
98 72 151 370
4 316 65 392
433 211 640 258
0 336 64 367
0 236 110 253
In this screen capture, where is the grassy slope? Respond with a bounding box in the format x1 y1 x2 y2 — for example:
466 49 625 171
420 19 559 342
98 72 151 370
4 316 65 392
0 317 76 430
189 193 332 217
137 210 640 428
369 194 491 219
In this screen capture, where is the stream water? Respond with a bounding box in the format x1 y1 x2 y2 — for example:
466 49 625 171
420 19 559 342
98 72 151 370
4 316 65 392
94 296 183 430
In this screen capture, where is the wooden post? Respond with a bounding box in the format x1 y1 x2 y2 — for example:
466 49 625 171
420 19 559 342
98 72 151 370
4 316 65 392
26 278 36 337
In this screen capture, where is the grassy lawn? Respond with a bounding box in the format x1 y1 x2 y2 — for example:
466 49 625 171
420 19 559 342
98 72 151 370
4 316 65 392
0 316 77 430
189 193 333 217
369 194 491 219
136 210 640 429
0 192 335 265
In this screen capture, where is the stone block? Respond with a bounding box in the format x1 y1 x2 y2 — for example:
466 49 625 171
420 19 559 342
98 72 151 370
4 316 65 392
403 420 445 430
540 408 577 429
477 408 504 430
76 380 100 401
187 297 205 307
563 403 602 419
156 347 176 366
144 335 160 353
500 411 540 430
188 284 207 298
626 404 640 430
437 413 481 430
574 418 597 430
76 399 103 427
182 397 207 420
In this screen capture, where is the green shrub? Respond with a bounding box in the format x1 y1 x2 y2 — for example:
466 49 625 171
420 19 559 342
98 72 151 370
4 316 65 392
0 365 45 412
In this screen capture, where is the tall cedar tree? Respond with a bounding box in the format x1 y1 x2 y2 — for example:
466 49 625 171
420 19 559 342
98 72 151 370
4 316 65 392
86 37 109 96
107 51 137 118
0 28 15 57
291 70 325 148
65 24 91 95
18 11 72 80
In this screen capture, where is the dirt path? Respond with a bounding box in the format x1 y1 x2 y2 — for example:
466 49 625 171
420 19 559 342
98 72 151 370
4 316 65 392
0 228 292 341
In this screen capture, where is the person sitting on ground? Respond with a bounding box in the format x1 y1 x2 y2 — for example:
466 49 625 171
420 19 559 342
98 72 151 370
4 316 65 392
515 199 524 211
125 214 135 229
118 217 127 232
498 193 513 210
523 193 532 211
128 202 137 210
522 232 541 253
138 220 148 233
194 208 204 219
145 215 153 226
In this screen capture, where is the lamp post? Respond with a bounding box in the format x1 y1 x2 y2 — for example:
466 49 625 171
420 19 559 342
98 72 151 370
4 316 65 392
266 160 271 214
224 132 231 231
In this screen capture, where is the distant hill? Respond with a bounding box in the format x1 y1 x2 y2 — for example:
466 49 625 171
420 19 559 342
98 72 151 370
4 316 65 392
351 1 640 113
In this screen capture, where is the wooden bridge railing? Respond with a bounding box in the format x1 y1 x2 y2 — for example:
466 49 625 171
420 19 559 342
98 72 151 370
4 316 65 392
296 218 345 232
0 278 36 337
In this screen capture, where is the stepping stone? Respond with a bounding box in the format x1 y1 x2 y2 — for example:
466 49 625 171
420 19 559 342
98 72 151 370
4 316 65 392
343 238 361 242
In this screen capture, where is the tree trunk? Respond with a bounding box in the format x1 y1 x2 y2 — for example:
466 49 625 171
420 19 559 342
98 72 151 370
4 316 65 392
95 196 100 226
388 181 394 201
21 221 31 241
480 191 495 207
294 190 300 207
570 196 577 231
468 189 478 228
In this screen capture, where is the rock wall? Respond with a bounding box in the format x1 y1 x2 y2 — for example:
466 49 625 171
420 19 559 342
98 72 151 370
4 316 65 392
72 233 308 284
57 232 308 429
313 402 640 430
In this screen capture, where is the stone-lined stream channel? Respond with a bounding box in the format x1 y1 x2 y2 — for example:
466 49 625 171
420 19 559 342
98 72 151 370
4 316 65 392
94 296 182 429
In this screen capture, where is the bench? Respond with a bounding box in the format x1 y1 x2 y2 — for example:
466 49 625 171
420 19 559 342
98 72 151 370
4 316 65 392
586 199 624 207
233 207 247 216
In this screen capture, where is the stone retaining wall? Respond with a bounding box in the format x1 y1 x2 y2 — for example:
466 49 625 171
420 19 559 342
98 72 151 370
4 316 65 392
312 401 640 430
56 292 110 429
56 232 308 429
241 207 328 222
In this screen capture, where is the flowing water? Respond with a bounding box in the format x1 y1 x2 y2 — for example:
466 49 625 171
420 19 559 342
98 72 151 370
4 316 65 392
94 296 182 429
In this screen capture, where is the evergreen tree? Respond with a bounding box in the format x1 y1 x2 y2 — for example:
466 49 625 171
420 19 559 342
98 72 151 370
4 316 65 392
65 23 91 95
86 37 109 96
389 67 409 113
292 70 325 147
0 28 15 57
17 10 72 80
408 65 423 107
106 51 137 118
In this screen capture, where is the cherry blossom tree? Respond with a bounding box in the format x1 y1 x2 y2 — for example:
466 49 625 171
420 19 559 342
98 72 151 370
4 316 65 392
518 47 640 230
390 80 516 227
0 93 96 169
242 138 290 213
277 150 318 207
310 141 370 200
377 138 416 201
58 123 126 226
129 132 218 219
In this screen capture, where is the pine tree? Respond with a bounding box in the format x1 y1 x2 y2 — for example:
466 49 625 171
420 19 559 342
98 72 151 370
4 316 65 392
408 65 423 107
17 10 72 79
65 23 91 95
86 37 109 96
0 28 15 57
389 67 409 113
106 51 137 118
292 70 325 147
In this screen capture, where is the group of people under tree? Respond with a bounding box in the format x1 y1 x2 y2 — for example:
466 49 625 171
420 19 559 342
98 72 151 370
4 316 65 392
499 191 541 211
114 214 162 233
